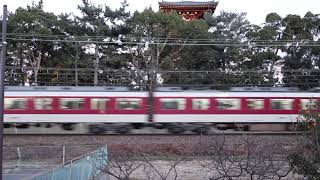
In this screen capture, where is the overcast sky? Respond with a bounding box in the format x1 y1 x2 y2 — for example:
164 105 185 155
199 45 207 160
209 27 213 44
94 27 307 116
1 0 320 24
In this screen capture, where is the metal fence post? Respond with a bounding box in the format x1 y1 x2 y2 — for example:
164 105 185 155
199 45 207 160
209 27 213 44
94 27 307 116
51 168 55 180
69 160 73 180
62 146 66 164
17 147 21 166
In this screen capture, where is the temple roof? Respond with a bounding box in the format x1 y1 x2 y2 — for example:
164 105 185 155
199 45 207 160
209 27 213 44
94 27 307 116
159 1 218 7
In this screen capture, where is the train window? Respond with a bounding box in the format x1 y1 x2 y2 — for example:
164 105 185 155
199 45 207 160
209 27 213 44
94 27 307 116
60 98 85 110
271 99 294 110
116 98 142 110
247 99 264 110
300 99 318 110
91 98 109 110
192 99 210 110
4 98 28 110
216 99 241 110
160 98 186 110
34 98 53 110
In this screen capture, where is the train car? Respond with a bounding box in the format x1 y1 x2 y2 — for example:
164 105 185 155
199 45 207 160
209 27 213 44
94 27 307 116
3 86 320 134
4 86 149 133
154 87 320 133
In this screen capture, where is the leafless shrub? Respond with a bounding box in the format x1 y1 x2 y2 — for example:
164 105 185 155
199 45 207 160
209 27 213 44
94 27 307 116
288 109 320 179
197 134 294 180
89 135 299 180
197 135 247 179
288 131 320 179
242 136 293 180
92 143 192 180
140 152 187 180
92 144 143 180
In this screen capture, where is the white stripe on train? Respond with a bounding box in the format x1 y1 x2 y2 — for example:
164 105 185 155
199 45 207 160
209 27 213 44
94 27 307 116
4 114 299 123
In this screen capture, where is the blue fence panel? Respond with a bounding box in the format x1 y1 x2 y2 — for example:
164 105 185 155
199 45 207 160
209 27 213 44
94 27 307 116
30 146 108 180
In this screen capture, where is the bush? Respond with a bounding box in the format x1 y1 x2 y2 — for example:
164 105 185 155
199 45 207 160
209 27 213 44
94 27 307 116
289 104 320 179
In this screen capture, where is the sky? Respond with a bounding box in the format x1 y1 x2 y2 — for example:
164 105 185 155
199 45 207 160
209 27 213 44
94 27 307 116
1 0 320 25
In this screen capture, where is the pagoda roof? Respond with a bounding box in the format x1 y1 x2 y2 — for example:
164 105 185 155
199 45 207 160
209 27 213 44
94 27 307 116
159 1 218 7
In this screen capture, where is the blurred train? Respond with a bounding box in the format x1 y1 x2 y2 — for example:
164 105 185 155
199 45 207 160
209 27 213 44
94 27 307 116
3 86 320 134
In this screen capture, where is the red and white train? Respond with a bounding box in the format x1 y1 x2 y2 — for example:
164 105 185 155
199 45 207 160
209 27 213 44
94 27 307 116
3 86 320 134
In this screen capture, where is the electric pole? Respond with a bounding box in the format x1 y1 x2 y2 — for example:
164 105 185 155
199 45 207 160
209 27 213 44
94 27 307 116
0 5 8 180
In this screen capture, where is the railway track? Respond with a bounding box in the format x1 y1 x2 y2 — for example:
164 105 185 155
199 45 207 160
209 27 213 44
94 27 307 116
4 125 303 135
4 131 303 135
4 133 300 147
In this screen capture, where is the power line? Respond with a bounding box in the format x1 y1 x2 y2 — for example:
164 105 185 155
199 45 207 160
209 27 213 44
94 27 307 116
6 31 320 47
6 33 320 43
6 37 320 47
5 66 320 73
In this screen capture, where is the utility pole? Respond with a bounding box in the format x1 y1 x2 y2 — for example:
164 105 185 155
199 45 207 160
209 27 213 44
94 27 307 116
147 44 157 123
94 44 99 86
0 5 8 180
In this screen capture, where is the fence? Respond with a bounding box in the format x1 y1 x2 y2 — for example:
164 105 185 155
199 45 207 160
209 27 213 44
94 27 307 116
30 146 108 180
3 145 104 168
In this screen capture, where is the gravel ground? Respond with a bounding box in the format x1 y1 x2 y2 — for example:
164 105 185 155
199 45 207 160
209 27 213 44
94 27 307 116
4 134 300 147
4 134 300 161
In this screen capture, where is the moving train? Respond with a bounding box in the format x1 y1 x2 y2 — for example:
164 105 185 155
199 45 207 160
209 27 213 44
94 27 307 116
3 86 320 134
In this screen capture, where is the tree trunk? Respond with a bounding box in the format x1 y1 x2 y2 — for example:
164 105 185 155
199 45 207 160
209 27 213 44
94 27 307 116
34 70 38 85
94 44 99 86
147 45 158 123
18 43 25 86
75 43 79 86
33 52 42 85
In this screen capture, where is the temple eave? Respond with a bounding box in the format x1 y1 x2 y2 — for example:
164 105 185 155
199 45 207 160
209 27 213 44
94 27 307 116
160 5 217 8
158 1 218 6
159 1 218 21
